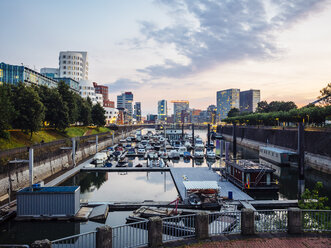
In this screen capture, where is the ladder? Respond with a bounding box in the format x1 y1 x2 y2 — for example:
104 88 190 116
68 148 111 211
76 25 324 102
255 167 267 186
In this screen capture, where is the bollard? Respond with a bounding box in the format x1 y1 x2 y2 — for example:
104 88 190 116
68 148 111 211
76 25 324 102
288 208 302 234
241 209 255 235
148 217 163 247
96 225 112 248
195 212 209 239
31 239 52 248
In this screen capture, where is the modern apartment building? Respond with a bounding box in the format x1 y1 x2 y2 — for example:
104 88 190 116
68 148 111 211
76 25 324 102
59 51 88 81
240 89 261 113
216 89 240 121
157 100 167 121
79 79 97 104
134 102 141 122
171 100 189 123
117 92 134 118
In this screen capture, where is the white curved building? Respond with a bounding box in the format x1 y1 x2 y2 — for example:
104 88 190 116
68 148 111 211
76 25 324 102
59 51 88 81
79 79 96 104
96 93 103 106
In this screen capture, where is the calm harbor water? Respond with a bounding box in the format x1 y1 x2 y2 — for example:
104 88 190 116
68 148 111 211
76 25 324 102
0 128 330 245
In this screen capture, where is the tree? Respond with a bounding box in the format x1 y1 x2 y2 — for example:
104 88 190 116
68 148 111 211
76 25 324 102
78 98 92 126
256 101 269 113
91 103 106 127
319 83 331 105
227 108 240 118
12 84 45 139
58 81 79 124
0 84 15 138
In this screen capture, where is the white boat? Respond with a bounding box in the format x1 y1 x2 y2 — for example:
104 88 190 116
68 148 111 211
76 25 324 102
193 148 204 159
169 150 180 159
93 152 108 165
206 150 216 159
158 149 168 159
195 143 205 149
259 146 298 166
148 158 165 167
178 146 187 156
137 148 146 154
184 141 192 149
147 151 158 160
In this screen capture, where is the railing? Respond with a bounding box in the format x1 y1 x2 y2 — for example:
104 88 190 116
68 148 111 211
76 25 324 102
209 211 241 235
302 210 331 232
0 245 29 248
255 210 288 232
112 220 148 248
162 214 196 242
51 231 97 248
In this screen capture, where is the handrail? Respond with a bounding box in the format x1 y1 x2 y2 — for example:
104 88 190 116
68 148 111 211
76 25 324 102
51 230 97 243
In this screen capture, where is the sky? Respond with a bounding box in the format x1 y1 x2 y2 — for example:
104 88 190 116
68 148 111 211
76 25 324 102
1 0 331 115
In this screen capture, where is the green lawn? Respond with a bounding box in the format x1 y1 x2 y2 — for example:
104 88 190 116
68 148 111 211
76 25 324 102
0 126 112 150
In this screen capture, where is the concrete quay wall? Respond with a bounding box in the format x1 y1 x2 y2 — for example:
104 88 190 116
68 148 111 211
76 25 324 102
0 130 136 198
222 134 331 174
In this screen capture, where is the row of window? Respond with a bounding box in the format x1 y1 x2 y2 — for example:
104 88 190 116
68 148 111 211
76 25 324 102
62 71 83 76
62 55 83 60
80 91 96 96
261 149 279 158
61 60 84 66
62 66 84 72
79 86 94 90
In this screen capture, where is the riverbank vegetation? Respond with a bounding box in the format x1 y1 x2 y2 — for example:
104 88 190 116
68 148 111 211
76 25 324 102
0 82 107 140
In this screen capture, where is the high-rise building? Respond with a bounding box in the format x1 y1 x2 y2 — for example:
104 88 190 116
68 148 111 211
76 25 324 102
171 100 189 123
117 92 134 119
207 105 217 124
134 102 141 122
157 100 167 121
79 79 97 104
216 89 240 121
240 89 261 113
59 51 88 81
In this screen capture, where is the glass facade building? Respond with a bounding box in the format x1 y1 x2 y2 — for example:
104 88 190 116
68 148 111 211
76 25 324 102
158 100 167 121
172 100 189 123
134 102 141 122
240 89 261 113
117 92 134 119
216 89 240 121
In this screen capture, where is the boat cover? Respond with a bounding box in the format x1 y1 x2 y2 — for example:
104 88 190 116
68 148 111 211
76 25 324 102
183 181 219 190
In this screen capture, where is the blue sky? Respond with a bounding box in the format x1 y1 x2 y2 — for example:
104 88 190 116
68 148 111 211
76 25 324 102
1 0 331 114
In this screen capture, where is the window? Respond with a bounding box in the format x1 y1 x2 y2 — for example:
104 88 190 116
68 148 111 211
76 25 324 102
68 56 71 59
63 60 66 64
63 55 66 58
63 71 66 74
63 66 66 69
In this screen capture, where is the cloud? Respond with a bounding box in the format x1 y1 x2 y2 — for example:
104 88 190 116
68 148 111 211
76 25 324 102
105 78 142 92
137 0 327 78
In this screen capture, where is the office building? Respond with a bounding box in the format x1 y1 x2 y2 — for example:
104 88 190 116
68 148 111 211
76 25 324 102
40 68 59 78
216 89 240 121
134 102 141 122
240 89 261 113
117 92 134 119
93 82 108 101
146 114 158 123
207 105 217 124
0 62 79 92
171 100 189 123
79 79 97 104
104 107 118 125
59 51 88 81
158 100 167 121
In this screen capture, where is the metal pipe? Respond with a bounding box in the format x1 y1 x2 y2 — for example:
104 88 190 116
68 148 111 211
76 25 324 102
96 135 98 152
225 142 230 161
72 138 76 166
221 139 224 158
192 124 195 148
207 123 210 148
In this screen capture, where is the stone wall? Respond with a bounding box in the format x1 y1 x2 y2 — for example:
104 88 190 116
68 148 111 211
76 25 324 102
0 129 137 198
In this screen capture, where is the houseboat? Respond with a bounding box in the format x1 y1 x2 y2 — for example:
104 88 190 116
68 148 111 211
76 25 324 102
259 146 298 166
224 159 279 192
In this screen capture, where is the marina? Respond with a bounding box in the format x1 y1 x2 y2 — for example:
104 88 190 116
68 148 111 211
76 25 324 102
0 127 330 245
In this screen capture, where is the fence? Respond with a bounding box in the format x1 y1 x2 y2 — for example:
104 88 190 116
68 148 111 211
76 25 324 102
255 209 288 232
112 220 148 248
209 211 241 235
162 214 196 242
51 231 97 248
302 210 331 232
26 208 331 248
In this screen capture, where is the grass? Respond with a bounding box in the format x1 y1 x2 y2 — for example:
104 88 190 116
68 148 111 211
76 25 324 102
0 126 112 150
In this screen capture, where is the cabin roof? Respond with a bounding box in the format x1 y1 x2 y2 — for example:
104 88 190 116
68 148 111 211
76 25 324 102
260 146 296 154
227 160 275 172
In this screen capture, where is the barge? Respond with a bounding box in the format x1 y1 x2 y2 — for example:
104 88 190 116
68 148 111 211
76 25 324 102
259 146 298 166
224 159 279 192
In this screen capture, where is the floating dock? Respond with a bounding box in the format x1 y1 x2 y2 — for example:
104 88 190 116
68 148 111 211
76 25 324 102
169 167 253 201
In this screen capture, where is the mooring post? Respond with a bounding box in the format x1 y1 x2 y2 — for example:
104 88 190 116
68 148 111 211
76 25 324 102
207 123 211 148
298 122 305 199
72 138 76 166
112 132 114 145
96 135 99 153
182 123 184 141
29 147 34 190
225 141 230 161
192 124 195 148
232 123 237 159
221 139 224 158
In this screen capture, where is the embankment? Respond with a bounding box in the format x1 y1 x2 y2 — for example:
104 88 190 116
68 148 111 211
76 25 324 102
218 126 331 174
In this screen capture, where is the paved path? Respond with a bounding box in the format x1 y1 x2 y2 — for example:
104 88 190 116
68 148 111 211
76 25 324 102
173 236 331 248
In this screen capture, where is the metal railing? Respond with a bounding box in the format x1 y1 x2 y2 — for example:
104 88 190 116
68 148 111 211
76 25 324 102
112 220 148 248
209 211 241 235
0 245 29 248
255 210 288 232
303 210 331 232
162 214 196 242
51 231 97 248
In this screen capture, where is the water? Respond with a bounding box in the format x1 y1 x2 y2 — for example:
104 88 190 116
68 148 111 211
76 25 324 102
0 128 330 245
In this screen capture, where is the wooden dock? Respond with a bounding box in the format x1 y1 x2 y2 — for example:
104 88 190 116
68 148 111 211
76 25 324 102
169 167 253 201
81 167 171 172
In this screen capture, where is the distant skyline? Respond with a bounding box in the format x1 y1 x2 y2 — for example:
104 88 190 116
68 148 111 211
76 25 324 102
1 0 331 114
